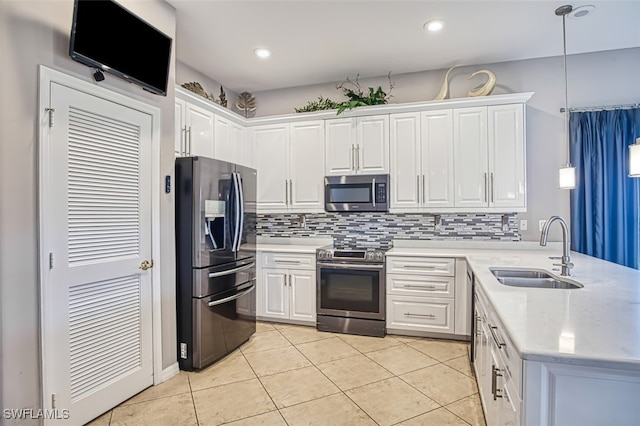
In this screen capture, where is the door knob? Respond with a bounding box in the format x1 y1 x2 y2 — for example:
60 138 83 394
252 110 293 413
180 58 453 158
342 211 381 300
139 260 154 271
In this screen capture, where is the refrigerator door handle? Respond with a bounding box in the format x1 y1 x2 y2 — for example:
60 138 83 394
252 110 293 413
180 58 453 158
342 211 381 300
208 262 255 278
231 172 244 252
207 283 256 307
238 173 245 250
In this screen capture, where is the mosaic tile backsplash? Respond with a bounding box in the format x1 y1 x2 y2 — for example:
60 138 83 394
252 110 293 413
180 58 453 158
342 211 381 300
257 213 520 249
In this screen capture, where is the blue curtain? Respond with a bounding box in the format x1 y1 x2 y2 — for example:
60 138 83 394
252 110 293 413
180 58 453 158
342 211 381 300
570 108 640 269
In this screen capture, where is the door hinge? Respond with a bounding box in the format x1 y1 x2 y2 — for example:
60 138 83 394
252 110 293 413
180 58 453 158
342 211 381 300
45 108 55 128
180 343 187 359
49 252 54 269
51 393 57 409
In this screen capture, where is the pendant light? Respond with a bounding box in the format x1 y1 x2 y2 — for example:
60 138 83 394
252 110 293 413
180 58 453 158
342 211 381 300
557 5 576 189
630 138 640 177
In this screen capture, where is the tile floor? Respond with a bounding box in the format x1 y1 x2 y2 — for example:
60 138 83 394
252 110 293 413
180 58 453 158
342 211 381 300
88 322 486 426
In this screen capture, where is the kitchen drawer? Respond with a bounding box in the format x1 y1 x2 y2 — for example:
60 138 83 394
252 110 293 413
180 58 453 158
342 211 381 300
387 256 455 276
388 273 455 298
488 311 522 397
262 252 315 270
387 295 454 334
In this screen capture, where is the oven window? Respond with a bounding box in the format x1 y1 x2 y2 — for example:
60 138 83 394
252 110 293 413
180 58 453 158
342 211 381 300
319 268 380 314
329 185 372 203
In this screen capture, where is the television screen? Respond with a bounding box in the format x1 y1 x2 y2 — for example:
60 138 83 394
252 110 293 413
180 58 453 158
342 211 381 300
70 0 172 96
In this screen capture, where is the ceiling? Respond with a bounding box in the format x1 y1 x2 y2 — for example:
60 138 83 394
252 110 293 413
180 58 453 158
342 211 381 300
167 1 640 93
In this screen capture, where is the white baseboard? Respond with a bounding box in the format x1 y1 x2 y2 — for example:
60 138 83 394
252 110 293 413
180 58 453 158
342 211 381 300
156 362 180 385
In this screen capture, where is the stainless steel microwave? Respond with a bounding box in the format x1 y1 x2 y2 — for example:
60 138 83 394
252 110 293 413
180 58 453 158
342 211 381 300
324 175 389 212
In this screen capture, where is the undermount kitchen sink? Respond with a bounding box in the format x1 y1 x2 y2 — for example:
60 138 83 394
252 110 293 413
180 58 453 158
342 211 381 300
490 268 583 289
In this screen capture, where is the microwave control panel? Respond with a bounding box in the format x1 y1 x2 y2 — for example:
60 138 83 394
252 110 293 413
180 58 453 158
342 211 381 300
375 183 387 203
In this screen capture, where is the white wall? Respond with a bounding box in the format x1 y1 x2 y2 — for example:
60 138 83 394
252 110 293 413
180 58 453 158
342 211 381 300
252 48 640 241
0 0 177 421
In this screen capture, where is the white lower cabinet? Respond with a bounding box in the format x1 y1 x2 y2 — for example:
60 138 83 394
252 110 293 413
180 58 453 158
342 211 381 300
257 252 316 325
387 296 454 333
474 284 522 426
473 281 640 425
386 255 469 337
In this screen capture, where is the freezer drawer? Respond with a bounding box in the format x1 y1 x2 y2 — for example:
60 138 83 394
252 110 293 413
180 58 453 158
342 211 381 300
190 280 256 369
193 258 256 298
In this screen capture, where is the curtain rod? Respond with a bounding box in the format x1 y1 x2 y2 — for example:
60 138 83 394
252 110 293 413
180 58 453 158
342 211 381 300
560 102 640 113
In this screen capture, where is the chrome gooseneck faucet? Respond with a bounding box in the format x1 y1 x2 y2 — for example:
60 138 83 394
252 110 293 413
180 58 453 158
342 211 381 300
540 216 574 276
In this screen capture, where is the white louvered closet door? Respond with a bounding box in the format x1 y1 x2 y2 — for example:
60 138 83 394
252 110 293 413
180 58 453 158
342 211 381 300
45 82 153 425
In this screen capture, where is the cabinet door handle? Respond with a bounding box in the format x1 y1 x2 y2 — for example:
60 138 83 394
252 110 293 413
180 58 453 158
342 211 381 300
288 274 292 286
285 180 289 205
289 179 293 205
490 172 494 203
484 172 488 202
416 175 420 203
187 126 192 155
422 174 426 203
492 365 504 400
351 144 355 171
356 145 360 171
489 325 506 349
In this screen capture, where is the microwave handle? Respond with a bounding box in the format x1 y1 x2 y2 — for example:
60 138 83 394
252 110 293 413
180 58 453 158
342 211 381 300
372 178 376 208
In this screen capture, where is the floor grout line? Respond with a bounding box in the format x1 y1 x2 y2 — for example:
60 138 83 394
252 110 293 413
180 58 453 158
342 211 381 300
186 371 201 426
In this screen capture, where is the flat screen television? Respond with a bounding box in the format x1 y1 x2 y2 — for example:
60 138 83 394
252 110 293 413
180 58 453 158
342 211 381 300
69 0 172 96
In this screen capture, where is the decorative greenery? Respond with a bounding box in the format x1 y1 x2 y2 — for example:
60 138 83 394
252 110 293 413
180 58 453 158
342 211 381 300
294 96 340 113
294 73 394 115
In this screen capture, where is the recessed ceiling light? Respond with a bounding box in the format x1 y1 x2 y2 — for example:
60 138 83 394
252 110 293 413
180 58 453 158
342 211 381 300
254 48 272 59
423 20 445 32
569 5 595 19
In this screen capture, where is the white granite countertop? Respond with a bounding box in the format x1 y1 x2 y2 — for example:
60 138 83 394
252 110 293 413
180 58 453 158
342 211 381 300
388 240 640 371
246 237 333 254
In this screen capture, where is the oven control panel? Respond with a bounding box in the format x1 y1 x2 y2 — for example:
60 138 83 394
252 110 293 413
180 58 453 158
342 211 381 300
317 249 386 263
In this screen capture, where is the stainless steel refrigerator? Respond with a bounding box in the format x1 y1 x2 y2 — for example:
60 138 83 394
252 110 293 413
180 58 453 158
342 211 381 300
175 156 257 370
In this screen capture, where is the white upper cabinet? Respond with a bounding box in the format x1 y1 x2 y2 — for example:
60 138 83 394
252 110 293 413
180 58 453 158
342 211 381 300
422 110 455 208
488 104 526 209
325 115 389 175
454 104 526 211
214 115 249 167
175 98 186 156
357 115 390 174
254 120 325 213
390 113 421 209
390 111 454 211
174 99 214 158
454 107 489 208
254 124 290 211
325 118 356 175
289 121 325 211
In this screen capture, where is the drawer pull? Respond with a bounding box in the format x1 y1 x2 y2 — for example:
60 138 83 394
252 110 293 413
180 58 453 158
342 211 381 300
403 265 437 269
404 312 436 319
404 285 437 290
274 260 302 264
489 325 507 349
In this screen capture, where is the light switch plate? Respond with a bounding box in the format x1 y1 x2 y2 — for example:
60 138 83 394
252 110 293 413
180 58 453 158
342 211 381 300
520 220 527 231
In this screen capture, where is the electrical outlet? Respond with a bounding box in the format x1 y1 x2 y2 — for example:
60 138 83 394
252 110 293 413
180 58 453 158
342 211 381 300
520 219 528 231
539 220 547 231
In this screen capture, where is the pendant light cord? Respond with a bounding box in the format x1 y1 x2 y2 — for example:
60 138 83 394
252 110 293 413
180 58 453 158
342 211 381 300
562 12 570 166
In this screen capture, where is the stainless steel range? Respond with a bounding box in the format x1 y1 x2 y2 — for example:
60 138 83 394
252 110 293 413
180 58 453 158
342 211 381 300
316 248 386 337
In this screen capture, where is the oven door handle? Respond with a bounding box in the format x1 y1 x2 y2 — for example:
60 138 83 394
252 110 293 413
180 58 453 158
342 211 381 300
208 283 255 307
317 262 384 270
